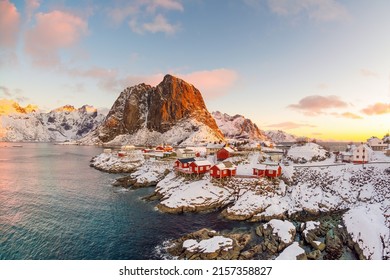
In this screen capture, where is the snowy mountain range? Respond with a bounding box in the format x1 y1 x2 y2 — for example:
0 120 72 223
0 100 105 142
212 111 268 141
263 130 297 143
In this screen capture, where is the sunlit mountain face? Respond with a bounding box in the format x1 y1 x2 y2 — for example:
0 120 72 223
0 99 39 115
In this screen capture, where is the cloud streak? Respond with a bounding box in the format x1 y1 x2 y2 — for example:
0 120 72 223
266 121 316 130
65 66 237 99
361 103 390 115
360 68 380 78
331 112 363 119
267 0 349 22
288 95 348 115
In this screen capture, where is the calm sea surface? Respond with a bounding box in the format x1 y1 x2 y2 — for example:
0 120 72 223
0 143 246 260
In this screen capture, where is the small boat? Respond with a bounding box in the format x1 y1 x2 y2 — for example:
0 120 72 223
12 145 23 148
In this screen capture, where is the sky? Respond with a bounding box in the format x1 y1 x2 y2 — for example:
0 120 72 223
0 0 389 141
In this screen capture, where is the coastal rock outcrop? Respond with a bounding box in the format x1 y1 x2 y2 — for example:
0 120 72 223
166 228 242 260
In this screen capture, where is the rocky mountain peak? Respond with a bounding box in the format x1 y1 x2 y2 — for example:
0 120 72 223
83 75 224 145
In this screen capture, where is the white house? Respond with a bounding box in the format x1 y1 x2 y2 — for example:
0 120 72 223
367 137 388 151
176 148 196 159
352 144 373 163
206 143 225 155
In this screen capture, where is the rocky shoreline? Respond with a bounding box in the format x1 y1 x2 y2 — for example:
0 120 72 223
90 152 390 259
164 212 363 260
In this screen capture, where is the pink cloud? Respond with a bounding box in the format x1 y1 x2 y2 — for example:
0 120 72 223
288 95 348 115
65 66 237 98
0 0 20 48
361 103 390 115
174 69 238 99
119 69 237 99
25 10 88 66
266 121 316 130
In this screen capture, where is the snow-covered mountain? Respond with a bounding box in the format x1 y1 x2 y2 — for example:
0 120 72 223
264 130 297 143
80 74 225 146
212 111 268 141
0 100 105 142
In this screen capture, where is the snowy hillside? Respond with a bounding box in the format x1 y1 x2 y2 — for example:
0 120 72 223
264 130 297 143
81 118 222 146
212 111 268 141
0 102 105 142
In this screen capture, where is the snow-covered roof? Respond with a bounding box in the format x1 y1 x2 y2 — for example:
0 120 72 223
253 164 267 170
213 161 236 170
223 147 235 153
192 160 212 166
253 164 280 171
177 158 195 163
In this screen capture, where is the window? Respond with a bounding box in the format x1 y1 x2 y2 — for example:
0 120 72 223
356 155 359 159
217 170 220 175
223 170 227 175
200 167 203 171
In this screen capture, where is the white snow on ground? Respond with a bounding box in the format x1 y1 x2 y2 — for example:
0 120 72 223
275 242 305 260
287 142 329 162
343 205 390 260
91 150 144 172
156 173 233 210
130 160 171 184
264 219 295 243
183 236 233 253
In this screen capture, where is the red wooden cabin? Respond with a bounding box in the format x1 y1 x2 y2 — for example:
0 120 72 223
210 161 237 178
189 160 212 174
216 147 235 161
174 158 195 169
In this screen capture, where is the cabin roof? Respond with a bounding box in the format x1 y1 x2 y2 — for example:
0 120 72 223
177 157 195 163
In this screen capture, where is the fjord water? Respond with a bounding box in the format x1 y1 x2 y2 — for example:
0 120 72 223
0 143 241 260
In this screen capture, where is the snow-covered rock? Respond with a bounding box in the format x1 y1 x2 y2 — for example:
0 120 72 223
212 111 268 141
155 173 233 213
276 242 306 260
287 142 330 163
343 205 389 260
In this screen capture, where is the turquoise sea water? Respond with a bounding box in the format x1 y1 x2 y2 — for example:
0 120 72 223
0 143 245 260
